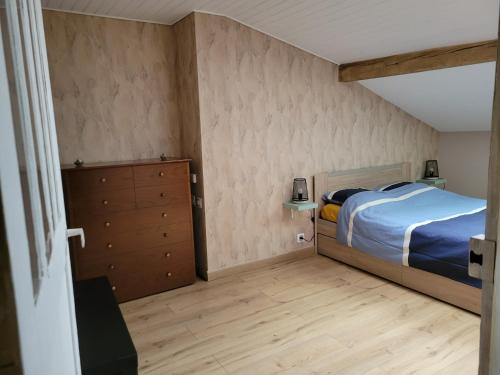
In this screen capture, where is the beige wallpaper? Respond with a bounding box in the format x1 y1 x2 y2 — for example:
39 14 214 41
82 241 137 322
193 13 439 273
43 11 181 164
43 10 439 276
174 14 208 276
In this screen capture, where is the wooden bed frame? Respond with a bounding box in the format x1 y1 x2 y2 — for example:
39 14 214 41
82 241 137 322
313 163 481 314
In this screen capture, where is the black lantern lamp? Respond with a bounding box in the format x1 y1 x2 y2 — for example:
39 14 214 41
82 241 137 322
292 178 309 202
424 160 439 179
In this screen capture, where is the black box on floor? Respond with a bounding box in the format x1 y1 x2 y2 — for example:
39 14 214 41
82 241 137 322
74 277 138 375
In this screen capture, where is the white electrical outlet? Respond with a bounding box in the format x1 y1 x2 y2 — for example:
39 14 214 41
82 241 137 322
296 233 305 243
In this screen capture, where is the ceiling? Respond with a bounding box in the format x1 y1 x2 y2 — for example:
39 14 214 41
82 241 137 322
42 0 500 132
362 63 495 132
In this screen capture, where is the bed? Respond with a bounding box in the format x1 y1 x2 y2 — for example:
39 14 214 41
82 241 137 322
314 163 483 314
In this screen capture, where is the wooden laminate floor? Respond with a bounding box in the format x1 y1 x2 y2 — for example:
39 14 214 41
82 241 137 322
120 255 480 375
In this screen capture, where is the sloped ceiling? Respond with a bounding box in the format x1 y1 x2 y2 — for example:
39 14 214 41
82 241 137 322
42 0 500 131
362 63 495 132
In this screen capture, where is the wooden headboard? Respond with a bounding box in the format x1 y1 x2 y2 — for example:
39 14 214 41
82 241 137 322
313 162 411 211
313 163 411 251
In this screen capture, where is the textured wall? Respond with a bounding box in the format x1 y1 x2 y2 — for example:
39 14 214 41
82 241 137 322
42 10 440 275
174 14 208 276
43 11 181 164
439 131 490 199
193 13 439 273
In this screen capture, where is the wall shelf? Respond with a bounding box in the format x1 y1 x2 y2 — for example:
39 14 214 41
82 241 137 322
283 201 318 219
416 178 447 189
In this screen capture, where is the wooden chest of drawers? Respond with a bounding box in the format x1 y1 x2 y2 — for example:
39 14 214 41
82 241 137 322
62 159 195 302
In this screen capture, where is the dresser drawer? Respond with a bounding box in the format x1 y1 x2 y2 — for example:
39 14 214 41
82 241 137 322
64 159 195 302
133 162 188 188
71 188 135 215
135 182 190 208
74 220 192 256
76 242 195 302
65 166 134 194
72 204 192 236
161 243 196 290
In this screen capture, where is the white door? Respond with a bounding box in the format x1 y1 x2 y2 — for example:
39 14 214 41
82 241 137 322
0 1 81 374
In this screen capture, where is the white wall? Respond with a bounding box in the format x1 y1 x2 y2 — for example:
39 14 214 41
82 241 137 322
438 131 490 199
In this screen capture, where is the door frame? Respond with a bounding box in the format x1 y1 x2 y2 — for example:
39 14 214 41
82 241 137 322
0 15 22 374
0 16 41 372
479 7 500 374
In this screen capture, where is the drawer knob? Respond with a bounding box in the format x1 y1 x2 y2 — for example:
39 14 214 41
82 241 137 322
163 233 168 238
100 177 107 183
108 264 115 270
107 243 113 249
102 199 108 205
104 221 111 227
111 285 117 291
162 212 167 218
159 171 165 177
165 252 171 258
160 192 166 198
166 272 172 277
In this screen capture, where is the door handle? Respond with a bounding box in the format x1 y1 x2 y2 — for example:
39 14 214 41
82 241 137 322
469 250 483 266
469 235 495 282
67 228 85 248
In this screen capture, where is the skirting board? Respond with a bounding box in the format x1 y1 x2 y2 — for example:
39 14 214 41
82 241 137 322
206 247 315 281
317 234 481 314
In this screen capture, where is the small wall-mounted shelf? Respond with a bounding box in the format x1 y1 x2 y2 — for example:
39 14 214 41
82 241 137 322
416 178 447 189
283 201 318 219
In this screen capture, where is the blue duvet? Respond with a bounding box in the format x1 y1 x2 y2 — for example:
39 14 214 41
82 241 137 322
336 183 486 287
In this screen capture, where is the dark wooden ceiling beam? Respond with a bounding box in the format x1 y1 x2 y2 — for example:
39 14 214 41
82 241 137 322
338 40 497 82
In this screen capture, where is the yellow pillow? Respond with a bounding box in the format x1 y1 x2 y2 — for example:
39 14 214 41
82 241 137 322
321 204 341 223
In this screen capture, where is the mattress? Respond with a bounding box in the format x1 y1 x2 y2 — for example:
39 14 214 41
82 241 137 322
335 183 486 287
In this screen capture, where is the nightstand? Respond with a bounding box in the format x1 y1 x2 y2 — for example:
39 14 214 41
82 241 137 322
416 178 447 189
283 201 318 219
